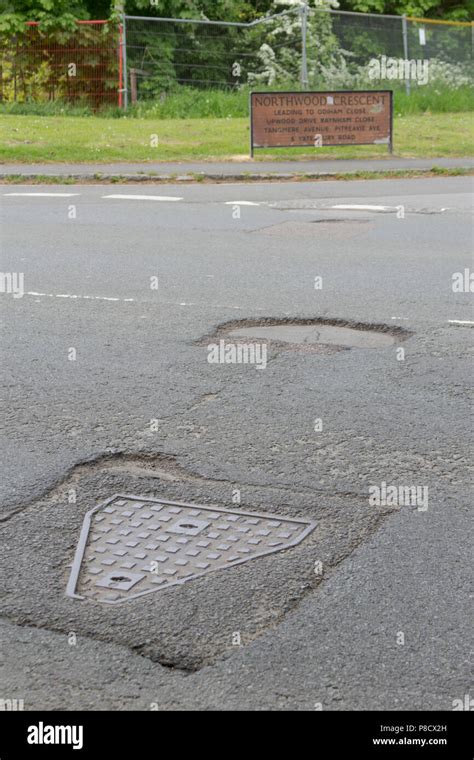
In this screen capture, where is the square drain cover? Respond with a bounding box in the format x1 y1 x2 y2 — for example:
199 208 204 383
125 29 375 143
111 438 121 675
66 495 316 604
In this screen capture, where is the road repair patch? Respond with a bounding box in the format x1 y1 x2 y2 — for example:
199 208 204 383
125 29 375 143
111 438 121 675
67 494 315 604
0 452 394 669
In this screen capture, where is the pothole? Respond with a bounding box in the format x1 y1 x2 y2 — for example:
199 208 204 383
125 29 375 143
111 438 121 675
199 317 412 354
0 450 394 671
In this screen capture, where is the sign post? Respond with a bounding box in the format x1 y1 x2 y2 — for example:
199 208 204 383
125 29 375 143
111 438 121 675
250 90 393 157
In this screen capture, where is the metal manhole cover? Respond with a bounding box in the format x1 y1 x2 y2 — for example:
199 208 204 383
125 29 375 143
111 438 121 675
66 495 316 604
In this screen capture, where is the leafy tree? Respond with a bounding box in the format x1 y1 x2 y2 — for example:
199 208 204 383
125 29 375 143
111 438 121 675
0 1 89 33
2 0 471 22
337 0 473 22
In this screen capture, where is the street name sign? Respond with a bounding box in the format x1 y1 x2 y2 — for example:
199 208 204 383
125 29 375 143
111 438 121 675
250 90 393 155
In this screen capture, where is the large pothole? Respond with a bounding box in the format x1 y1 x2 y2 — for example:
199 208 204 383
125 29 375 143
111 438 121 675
198 317 412 356
0 452 393 672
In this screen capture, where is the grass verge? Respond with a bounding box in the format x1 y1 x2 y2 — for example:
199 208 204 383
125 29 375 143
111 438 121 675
0 111 472 163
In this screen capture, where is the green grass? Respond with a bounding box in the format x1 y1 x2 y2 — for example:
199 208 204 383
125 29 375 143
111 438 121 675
126 85 474 119
0 111 472 163
392 86 473 115
1 84 472 119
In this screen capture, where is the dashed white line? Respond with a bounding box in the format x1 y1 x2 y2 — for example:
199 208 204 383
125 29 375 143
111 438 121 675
448 319 474 326
14 291 263 311
25 291 135 303
3 192 80 197
224 201 260 206
329 204 394 212
102 194 183 202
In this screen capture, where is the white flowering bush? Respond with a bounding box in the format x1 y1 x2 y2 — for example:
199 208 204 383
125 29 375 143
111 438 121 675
425 59 472 89
247 0 342 87
247 44 290 86
313 57 472 91
313 57 368 89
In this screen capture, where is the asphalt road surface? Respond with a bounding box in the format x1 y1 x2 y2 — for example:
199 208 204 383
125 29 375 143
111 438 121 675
0 176 472 710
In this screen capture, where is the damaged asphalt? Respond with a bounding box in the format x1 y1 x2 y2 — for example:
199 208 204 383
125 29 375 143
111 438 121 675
0 176 472 709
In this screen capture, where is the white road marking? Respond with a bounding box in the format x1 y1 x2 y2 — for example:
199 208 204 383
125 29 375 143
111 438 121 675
3 192 80 197
25 291 135 303
102 194 183 202
224 201 260 206
448 319 474 326
329 204 394 212
12 291 263 311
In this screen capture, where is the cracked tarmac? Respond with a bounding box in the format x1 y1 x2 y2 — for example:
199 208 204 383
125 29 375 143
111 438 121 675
0 176 472 709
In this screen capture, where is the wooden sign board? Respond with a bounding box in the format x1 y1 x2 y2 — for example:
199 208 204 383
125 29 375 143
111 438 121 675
250 90 393 156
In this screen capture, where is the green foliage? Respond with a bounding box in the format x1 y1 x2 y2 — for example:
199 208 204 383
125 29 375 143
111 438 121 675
337 0 473 22
1 0 471 22
126 0 260 22
0 1 89 33
0 13 118 108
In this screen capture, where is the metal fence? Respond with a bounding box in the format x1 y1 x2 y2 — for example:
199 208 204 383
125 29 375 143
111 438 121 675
0 8 471 109
123 7 303 102
0 20 123 108
122 8 472 106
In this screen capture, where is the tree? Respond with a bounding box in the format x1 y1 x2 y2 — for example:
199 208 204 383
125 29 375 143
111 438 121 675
337 0 473 22
0 1 90 33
